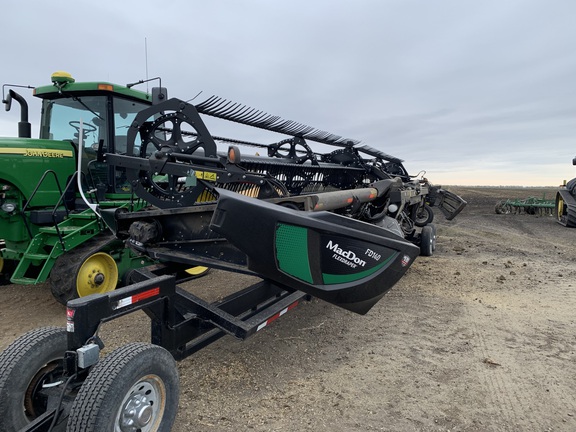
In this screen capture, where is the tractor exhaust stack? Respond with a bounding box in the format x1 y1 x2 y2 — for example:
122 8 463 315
3 89 31 138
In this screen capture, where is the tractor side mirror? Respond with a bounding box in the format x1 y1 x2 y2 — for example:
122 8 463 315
3 91 12 112
152 87 168 105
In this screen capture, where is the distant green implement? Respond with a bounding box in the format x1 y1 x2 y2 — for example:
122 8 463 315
495 195 555 215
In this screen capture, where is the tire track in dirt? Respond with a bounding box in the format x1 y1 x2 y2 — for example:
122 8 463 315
0 283 64 351
435 208 576 431
471 317 537 431
468 279 576 432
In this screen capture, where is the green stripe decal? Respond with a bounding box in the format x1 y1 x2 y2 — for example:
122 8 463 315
322 253 398 284
275 224 313 283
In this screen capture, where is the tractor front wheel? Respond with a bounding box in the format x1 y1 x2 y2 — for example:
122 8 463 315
0 256 16 285
67 342 179 432
50 236 119 305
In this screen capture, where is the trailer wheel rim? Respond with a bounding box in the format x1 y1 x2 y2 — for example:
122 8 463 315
24 361 64 418
76 252 118 298
116 374 166 432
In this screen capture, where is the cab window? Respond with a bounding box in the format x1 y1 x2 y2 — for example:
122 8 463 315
41 96 108 153
112 98 149 154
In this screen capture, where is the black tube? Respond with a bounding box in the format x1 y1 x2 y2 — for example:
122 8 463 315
18 122 31 138
9 89 31 138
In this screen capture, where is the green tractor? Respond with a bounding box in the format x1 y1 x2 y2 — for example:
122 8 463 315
555 155 576 227
0 71 206 303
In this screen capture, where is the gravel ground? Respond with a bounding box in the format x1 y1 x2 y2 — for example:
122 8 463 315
1 186 575 431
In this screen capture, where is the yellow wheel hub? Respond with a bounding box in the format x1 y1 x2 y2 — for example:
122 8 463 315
185 266 209 277
557 196 565 221
76 252 118 298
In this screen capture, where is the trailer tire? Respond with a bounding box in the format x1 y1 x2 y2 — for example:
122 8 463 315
420 225 435 256
414 204 434 227
67 342 179 432
429 223 437 251
0 326 68 431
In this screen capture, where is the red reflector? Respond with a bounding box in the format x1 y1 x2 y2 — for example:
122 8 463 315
256 301 299 332
132 287 160 303
287 302 298 312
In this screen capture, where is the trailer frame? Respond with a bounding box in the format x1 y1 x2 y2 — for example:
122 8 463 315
17 265 308 432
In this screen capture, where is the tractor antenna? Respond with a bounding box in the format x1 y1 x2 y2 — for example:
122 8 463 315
145 37 149 93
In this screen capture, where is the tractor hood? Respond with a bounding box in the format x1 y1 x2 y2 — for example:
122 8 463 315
0 137 76 207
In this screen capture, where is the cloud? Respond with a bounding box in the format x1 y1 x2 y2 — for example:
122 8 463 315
1 0 576 185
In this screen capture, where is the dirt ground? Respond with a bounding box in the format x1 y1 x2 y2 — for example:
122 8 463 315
1 186 575 432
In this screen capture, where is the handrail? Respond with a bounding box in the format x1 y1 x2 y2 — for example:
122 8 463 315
20 170 65 240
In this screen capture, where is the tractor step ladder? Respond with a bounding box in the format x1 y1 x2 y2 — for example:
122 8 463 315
10 211 101 285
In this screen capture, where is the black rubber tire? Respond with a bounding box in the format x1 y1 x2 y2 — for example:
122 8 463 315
420 225 435 257
555 191 576 227
50 235 118 305
414 204 434 227
0 327 68 432
429 223 437 251
67 342 179 432
0 258 16 285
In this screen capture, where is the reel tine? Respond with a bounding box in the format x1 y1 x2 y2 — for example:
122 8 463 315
197 95 361 146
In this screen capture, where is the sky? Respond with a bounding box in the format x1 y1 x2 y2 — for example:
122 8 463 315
1 0 576 186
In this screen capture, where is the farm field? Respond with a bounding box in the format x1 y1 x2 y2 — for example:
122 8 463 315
1 186 575 431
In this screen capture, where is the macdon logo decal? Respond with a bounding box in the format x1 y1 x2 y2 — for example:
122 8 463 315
326 240 367 269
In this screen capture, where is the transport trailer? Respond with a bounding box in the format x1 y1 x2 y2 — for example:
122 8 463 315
0 188 420 431
0 270 308 432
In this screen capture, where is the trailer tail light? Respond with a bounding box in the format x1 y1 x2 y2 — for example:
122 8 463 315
256 300 299 332
112 287 160 310
66 308 75 332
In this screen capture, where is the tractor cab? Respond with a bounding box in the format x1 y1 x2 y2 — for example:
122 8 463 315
34 71 157 196
0 72 168 293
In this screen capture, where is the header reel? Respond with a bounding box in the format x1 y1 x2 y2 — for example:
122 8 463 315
116 97 396 210
109 95 464 239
